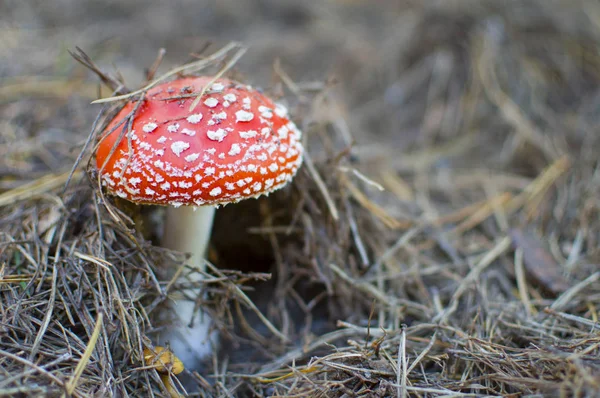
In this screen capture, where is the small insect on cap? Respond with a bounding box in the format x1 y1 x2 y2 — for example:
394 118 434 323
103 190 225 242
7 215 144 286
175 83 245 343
96 76 304 207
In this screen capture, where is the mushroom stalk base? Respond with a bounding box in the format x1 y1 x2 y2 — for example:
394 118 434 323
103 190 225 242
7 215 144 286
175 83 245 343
161 205 216 365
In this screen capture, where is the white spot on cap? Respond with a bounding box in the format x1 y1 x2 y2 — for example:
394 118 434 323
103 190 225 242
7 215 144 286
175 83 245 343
157 136 167 144
265 179 274 189
204 97 218 108
167 123 180 133
223 93 237 102
228 143 241 156
139 142 152 150
145 188 156 196
212 111 227 122
236 110 254 122
239 130 257 139
210 187 222 196
205 167 215 176
187 113 203 124
211 83 225 91
129 177 141 186
207 128 227 142
269 163 279 172
185 153 200 162
171 141 190 157
277 125 289 139
181 128 196 136
160 182 171 190
143 122 158 133
258 106 273 119
242 97 251 110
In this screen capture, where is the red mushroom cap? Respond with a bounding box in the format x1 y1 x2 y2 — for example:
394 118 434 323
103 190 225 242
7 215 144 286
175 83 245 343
96 76 303 207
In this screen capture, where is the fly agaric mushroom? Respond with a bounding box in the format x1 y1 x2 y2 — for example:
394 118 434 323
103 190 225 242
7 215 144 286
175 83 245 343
96 76 303 365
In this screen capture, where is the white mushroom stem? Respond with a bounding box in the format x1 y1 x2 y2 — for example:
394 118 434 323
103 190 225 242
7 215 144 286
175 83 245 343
161 205 216 365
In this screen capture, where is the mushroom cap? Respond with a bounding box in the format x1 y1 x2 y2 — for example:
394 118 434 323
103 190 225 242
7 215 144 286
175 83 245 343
96 76 303 207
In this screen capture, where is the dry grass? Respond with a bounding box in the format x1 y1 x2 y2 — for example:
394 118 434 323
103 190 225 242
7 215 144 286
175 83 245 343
1 0 600 397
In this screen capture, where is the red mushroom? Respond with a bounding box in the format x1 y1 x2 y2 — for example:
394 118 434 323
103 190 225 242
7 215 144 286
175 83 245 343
95 76 303 365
